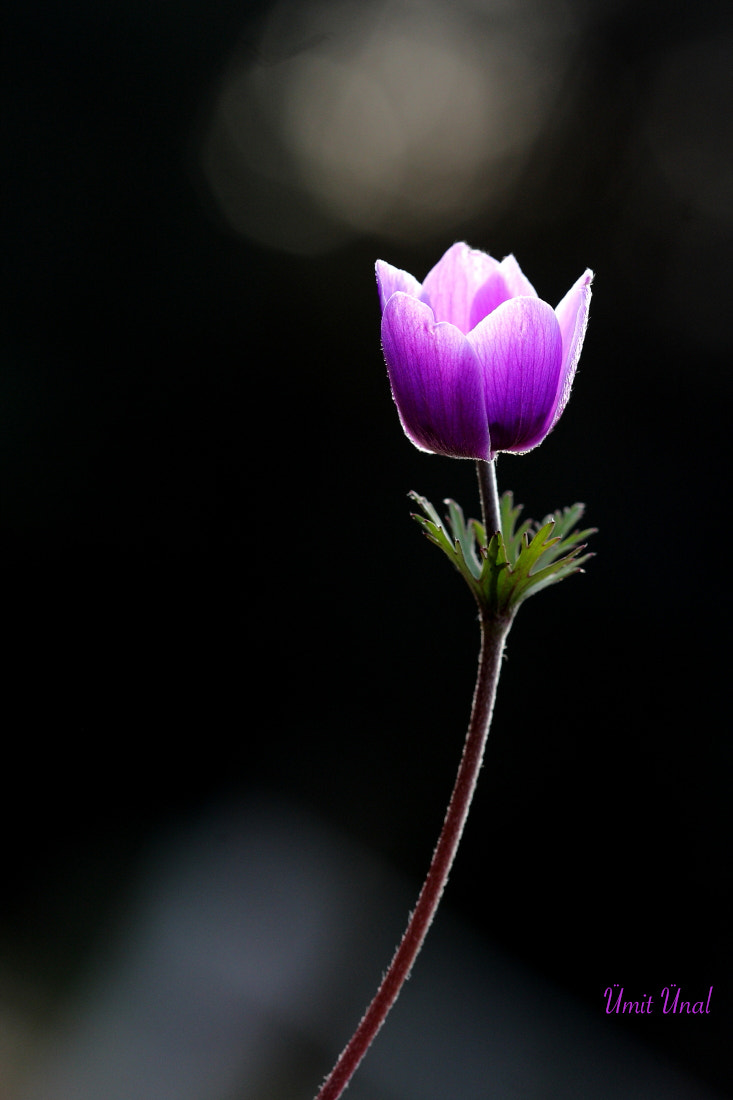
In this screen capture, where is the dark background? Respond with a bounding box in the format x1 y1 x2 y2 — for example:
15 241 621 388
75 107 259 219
3 0 731 1095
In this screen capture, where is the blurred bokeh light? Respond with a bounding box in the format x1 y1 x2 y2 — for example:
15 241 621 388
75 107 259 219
201 0 581 252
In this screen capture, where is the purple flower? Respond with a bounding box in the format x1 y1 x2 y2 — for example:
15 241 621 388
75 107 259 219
376 243 593 461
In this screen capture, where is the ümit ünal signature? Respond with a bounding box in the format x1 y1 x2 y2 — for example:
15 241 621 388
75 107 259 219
604 984 713 1015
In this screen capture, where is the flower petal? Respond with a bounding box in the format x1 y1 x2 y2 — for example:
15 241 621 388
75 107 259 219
381 293 490 460
420 242 501 334
468 271 513 331
375 259 423 312
498 254 538 298
552 269 593 429
468 255 538 330
468 297 563 454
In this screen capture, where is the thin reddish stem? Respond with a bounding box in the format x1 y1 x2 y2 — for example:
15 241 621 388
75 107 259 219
314 605 511 1100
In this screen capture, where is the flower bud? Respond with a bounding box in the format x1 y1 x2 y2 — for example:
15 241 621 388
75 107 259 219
376 243 592 460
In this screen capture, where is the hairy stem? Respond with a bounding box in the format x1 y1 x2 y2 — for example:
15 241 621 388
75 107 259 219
313 489 511 1100
477 457 501 538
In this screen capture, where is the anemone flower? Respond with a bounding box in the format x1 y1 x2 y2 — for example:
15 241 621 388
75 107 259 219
376 243 593 461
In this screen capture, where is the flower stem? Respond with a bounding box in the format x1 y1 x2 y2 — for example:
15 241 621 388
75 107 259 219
477 457 501 538
313 466 511 1100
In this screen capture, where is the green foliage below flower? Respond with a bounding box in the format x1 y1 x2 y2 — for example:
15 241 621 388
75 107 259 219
409 490 595 619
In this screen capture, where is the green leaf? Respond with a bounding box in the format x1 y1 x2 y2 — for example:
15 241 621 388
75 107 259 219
409 489 595 618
